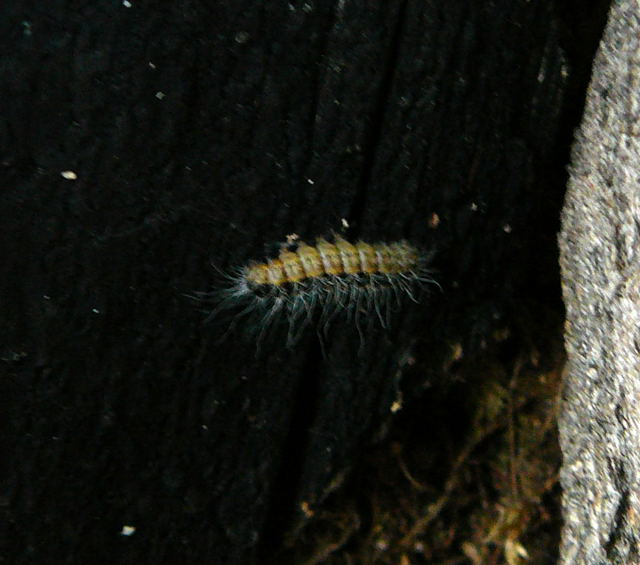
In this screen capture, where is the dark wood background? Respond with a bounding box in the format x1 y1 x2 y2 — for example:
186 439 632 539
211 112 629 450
1 1 609 563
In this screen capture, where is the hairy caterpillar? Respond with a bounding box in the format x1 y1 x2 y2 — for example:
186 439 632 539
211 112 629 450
199 236 436 349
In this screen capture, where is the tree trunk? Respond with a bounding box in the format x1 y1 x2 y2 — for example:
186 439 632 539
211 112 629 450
1 1 600 563
559 1 640 563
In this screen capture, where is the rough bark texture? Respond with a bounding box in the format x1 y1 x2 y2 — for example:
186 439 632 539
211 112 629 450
559 1 640 563
0 1 593 564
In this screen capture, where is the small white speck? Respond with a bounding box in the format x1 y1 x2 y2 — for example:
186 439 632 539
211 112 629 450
341 218 349 229
306 178 314 185
155 91 165 100
375 539 389 551
201 424 208 430
92 308 101 314
235 31 250 44
43 295 51 300
148 62 156 69
61 170 77 180
120 525 136 536
123 0 132 7
470 202 478 211
503 224 512 233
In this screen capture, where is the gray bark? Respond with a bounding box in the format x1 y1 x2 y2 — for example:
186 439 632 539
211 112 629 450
559 1 640 563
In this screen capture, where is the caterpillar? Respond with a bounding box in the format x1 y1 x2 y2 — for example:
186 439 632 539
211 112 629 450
200 236 436 349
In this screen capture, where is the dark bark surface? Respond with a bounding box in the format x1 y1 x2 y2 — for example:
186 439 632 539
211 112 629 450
0 1 603 564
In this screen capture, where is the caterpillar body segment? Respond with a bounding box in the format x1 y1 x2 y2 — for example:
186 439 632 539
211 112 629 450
202 236 436 350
